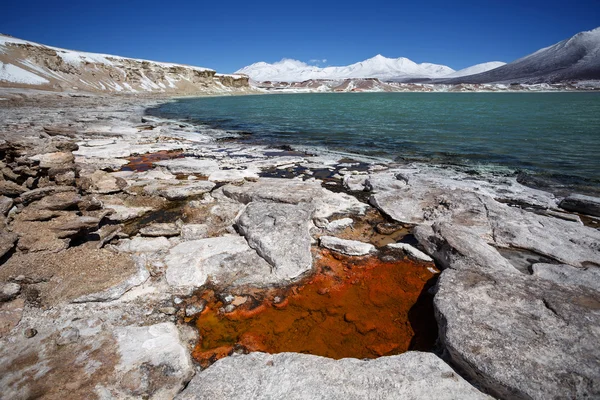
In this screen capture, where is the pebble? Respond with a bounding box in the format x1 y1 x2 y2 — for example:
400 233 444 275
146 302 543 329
24 328 38 338
185 299 207 317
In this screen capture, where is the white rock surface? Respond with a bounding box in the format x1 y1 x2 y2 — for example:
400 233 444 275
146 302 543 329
177 351 492 399
320 236 375 256
387 242 433 262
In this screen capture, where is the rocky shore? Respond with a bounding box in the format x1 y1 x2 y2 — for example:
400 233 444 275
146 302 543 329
0 89 599 399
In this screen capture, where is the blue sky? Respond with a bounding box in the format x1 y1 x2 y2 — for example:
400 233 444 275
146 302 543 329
2 0 598 73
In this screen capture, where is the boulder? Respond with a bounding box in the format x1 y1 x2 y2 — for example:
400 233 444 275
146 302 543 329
0 232 18 259
177 351 492 400
165 235 274 291
30 152 74 168
0 196 13 215
0 181 26 197
320 236 375 256
82 170 126 194
559 194 600 217
20 185 76 204
236 202 314 280
386 242 433 262
435 268 600 399
29 191 81 211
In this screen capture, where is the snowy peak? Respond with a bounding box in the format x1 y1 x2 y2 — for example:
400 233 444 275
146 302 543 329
236 55 455 82
444 62 506 78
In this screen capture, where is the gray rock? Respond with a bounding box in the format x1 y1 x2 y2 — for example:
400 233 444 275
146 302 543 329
326 217 354 231
386 242 433 262
559 194 600 217
414 223 518 272
177 351 492 400
0 283 21 302
29 152 74 168
320 236 375 256
342 174 367 191
180 224 209 240
165 235 275 291
155 157 219 175
532 263 600 292
116 237 172 253
144 180 216 200
0 181 26 197
105 204 153 222
0 196 13 215
139 223 181 237
82 170 126 194
223 178 367 219
185 300 207 317
237 202 314 280
435 268 600 399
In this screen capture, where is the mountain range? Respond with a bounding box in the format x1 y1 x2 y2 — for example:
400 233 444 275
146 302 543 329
237 27 600 84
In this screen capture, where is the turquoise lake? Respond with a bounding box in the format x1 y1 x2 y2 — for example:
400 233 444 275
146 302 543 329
147 92 600 192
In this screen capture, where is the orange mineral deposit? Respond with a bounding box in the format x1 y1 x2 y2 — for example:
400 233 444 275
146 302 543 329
192 249 439 367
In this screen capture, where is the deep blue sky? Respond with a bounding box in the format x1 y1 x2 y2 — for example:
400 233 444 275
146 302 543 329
2 0 599 73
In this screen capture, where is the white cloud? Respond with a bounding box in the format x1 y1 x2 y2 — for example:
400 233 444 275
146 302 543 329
309 58 328 65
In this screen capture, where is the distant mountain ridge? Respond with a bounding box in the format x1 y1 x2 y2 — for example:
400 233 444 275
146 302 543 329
238 27 600 84
236 55 467 82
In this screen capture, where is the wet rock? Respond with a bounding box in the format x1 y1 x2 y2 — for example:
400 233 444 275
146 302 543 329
180 224 210 240
165 235 275 291
559 194 600 217
0 283 21 302
30 152 74 168
342 174 367 191
386 242 433 262
105 204 153 222
0 181 26 197
116 236 172 253
531 263 600 292
0 232 18 259
375 221 404 235
320 236 375 256
140 223 181 237
435 268 600 399
177 351 492 400
237 202 314 280
155 157 219 175
0 196 13 215
185 300 207 317
20 185 76 205
414 223 518 272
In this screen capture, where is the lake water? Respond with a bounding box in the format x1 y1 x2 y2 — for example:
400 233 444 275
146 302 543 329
147 92 600 193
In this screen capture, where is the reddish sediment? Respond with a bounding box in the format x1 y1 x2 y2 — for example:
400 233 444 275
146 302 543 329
121 150 184 172
191 249 439 367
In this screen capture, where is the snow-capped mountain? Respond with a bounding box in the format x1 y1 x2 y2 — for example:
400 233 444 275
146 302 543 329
0 34 251 94
236 55 456 82
444 27 600 84
443 62 506 78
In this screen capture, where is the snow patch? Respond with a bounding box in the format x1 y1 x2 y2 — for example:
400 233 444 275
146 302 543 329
0 61 49 84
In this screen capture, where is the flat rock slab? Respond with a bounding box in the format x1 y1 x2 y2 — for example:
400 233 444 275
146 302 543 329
155 157 219 175
0 247 141 305
320 236 375 256
144 180 216 200
105 204 153 222
0 320 193 399
386 242 433 262
532 263 600 292
435 268 600 399
139 222 181 237
177 351 492 400
237 202 314 280
559 194 600 217
223 178 367 219
165 235 275 291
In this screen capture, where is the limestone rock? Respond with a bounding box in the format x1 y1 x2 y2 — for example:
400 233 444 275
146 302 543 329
208 168 259 183
236 202 314 280
105 204 153 222
144 180 216 200
435 268 600 399
0 283 21 302
180 224 209 240
165 235 275 291
386 242 433 262
320 236 375 256
82 170 126 194
177 351 492 400
532 263 600 292
155 157 219 175
30 151 74 168
20 185 76 204
29 191 81 211
116 237 172 253
140 223 181 237
326 217 354 231
559 194 600 217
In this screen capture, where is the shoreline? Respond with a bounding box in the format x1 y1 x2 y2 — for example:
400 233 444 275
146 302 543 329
1 89 599 399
